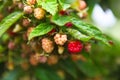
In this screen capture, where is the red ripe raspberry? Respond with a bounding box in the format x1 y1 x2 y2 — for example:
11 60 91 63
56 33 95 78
7 31 16 37
68 40 83 54
65 22 73 27
59 10 67 15
48 29 56 35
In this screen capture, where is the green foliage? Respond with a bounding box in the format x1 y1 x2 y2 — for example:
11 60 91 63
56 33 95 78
51 14 109 45
37 0 58 15
29 23 54 40
37 0 73 15
58 0 71 10
0 11 23 37
71 18 110 46
0 0 118 80
51 14 71 26
67 28 92 42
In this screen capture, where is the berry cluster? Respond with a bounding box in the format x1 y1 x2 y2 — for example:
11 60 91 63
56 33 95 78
0 0 93 69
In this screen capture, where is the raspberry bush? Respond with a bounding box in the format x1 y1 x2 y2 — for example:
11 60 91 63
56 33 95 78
0 0 118 80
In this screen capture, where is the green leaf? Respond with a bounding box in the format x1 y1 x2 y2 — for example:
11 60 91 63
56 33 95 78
36 0 42 5
67 28 93 42
71 18 101 35
51 14 109 46
71 18 110 46
60 59 77 79
0 11 23 37
58 0 71 10
37 0 58 15
51 14 71 26
65 0 76 4
28 23 54 40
